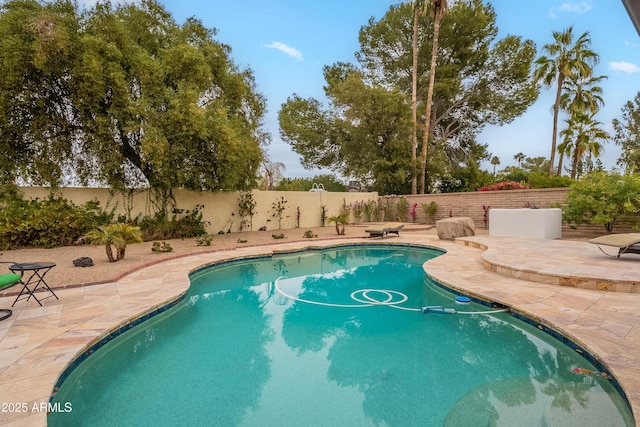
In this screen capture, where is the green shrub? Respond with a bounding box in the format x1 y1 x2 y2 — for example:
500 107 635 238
564 171 640 233
0 195 113 249
528 172 574 189
272 233 286 239
195 234 212 246
396 197 408 221
421 201 438 224
151 241 173 253
131 204 209 241
477 181 530 191
303 230 317 238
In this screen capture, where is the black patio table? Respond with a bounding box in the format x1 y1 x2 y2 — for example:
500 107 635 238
9 262 58 307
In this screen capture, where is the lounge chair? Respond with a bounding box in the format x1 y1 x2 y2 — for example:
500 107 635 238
365 222 404 239
0 271 23 321
588 233 640 258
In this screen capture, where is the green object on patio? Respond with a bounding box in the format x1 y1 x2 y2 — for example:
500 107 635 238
0 273 21 288
0 273 22 321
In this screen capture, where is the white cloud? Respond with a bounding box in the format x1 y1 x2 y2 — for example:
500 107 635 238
549 1 592 18
557 1 592 14
265 41 304 61
609 61 640 73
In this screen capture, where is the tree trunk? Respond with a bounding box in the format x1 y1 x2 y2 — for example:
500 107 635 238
571 141 579 179
556 152 564 176
411 6 419 195
420 15 442 194
550 73 564 176
105 243 116 263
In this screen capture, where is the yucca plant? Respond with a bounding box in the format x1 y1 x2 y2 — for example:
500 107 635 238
83 223 142 262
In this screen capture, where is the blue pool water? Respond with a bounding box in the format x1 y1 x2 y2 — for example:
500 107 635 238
49 245 634 426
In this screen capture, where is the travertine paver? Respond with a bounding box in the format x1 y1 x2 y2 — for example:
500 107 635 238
0 234 639 426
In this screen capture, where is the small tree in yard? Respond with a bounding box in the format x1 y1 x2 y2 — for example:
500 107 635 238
83 223 143 262
328 213 348 235
563 171 640 233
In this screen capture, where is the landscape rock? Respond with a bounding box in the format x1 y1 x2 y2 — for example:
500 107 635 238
72 257 94 267
435 217 476 240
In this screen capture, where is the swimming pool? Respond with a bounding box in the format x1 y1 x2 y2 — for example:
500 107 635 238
49 245 634 426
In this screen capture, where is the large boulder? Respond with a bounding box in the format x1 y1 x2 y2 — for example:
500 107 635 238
436 217 476 240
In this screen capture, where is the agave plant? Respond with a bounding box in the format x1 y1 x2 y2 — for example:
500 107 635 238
83 223 143 262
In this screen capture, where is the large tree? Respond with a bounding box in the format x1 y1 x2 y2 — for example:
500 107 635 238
409 0 423 194
556 73 606 175
0 0 80 185
0 0 266 205
281 0 537 193
613 93 640 174
533 26 599 176
559 112 608 179
279 64 412 195
419 0 448 194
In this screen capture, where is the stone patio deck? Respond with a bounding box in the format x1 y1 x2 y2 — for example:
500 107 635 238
0 233 638 426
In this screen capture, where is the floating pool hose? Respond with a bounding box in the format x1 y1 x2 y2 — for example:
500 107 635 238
274 277 509 316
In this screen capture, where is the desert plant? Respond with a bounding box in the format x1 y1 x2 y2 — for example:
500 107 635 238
195 234 212 246
272 233 286 239
114 223 144 259
321 205 327 226
135 204 209 240
421 201 438 224
151 241 173 253
328 213 348 235
351 201 364 223
396 197 409 221
271 196 288 229
237 192 257 231
364 200 375 222
83 223 142 262
303 230 317 238
383 199 394 221
218 218 233 234
410 203 418 223
374 199 384 221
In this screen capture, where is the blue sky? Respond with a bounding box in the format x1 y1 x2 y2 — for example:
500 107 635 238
83 0 640 178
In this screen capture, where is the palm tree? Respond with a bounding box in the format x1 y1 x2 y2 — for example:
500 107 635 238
514 152 525 167
113 223 143 260
490 156 500 175
560 74 606 116
556 73 606 175
556 132 573 175
533 26 599 176
328 213 348 235
82 223 142 262
559 112 609 179
83 225 125 263
419 0 449 194
261 159 286 190
410 0 423 194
